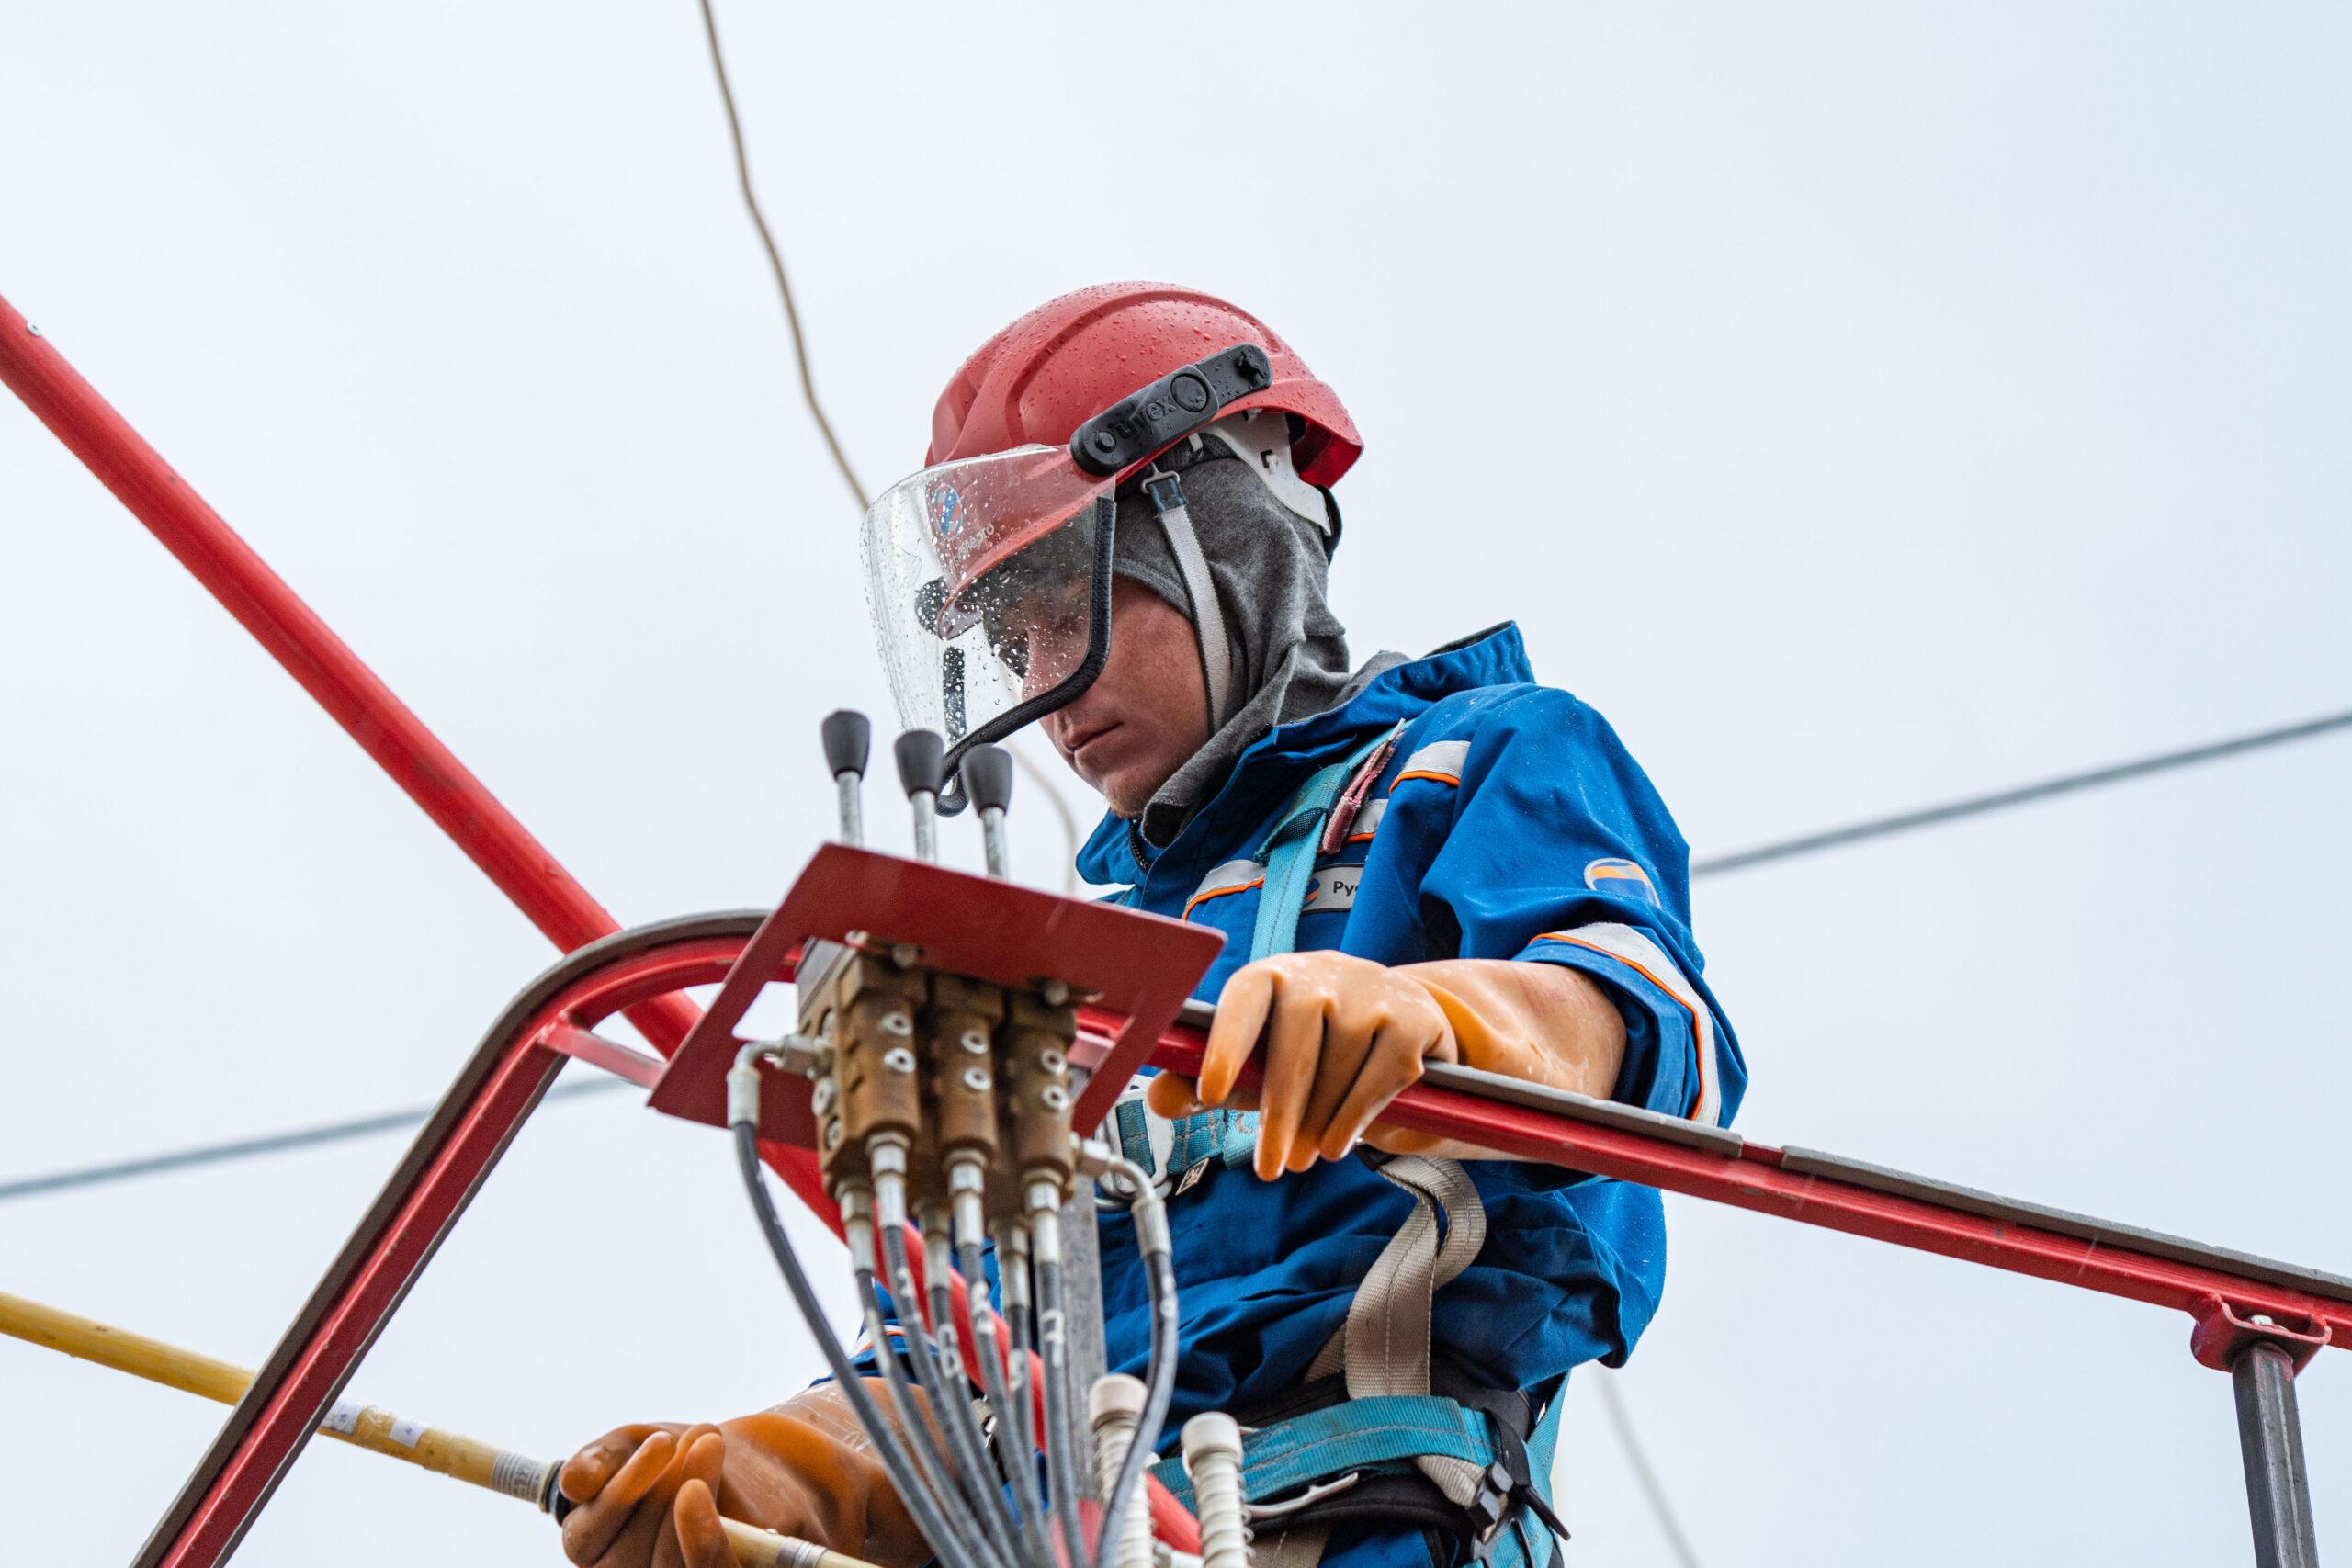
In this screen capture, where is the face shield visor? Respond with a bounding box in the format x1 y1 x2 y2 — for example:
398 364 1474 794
862 445 1117 791
862 339 1280 810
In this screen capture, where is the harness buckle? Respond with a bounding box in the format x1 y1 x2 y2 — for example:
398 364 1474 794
1141 468 1186 515
1245 1471 1363 1522
1465 1461 1514 1542
1466 1435 1568 1558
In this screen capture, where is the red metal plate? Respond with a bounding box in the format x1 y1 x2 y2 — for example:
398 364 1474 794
650 843 1226 1139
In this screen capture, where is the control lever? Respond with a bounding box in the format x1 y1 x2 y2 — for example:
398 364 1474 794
961 745 1014 879
820 710 871 847
894 729 946 863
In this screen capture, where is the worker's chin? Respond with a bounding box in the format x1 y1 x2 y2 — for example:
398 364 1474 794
1090 757 1176 819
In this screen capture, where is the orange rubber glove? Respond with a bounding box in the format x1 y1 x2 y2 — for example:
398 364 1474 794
559 1382 926 1568
1148 951 1628 1179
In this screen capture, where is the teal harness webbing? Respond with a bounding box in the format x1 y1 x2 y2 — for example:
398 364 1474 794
1148 1390 1566 1568
1126 724 1566 1567
1151 1395 1501 1511
1248 735 1383 964
1136 727 1398 1184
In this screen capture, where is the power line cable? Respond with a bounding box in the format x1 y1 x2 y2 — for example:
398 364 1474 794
0 1077 626 1203
1593 1372 1706 1568
7 704 2347 1200
1690 705 2352 878
694 0 868 510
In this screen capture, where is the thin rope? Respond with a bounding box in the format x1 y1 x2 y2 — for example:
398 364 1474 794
694 0 868 510
1692 705 2352 878
1594 1371 1706 1568
1008 734 1082 896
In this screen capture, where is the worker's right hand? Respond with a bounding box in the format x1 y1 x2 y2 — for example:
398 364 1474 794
558 1384 927 1568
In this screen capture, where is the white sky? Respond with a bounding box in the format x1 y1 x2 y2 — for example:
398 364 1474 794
3 3 2346 1564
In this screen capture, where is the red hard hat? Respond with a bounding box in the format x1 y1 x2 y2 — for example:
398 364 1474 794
926 282 1363 488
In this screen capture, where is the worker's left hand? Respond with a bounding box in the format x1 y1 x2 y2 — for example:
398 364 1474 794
1148 950 1458 1180
1149 950 1630 1179
558 1388 927 1568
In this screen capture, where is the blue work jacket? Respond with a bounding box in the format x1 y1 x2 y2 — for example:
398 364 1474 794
1080 624 1747 1433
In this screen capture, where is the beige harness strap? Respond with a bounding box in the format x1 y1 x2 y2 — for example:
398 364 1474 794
1253 1522 1335 1568
1285 1155 1492 1568
1340 1156 1486 1404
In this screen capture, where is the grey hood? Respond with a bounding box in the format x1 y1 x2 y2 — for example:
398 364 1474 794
1108 443 1405 849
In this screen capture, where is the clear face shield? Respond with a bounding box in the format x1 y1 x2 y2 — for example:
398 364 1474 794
861 446 1118 804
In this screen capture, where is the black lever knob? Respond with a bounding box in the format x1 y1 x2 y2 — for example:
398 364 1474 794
821 710 872 780
960 746 1014 816
894 729 946 799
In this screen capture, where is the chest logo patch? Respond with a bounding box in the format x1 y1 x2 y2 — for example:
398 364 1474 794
1584 857 1660 907
1303 863 1364 914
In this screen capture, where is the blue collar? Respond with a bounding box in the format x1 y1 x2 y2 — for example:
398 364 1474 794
1074 623 1534 886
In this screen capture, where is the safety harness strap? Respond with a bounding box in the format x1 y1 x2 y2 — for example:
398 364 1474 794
1250 728 1395 966
1342 1155 1490 1511
1107 727 1400 1201
1142 466 1236 733
1253 1523 1333 1568
1131 726 1565 1568
1342 1156 1487 1402
1150 1394 1499 1511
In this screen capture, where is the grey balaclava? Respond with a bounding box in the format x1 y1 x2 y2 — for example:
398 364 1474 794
1109 437 1406 849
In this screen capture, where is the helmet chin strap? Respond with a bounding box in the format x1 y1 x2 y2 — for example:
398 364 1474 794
1141 464 1235 735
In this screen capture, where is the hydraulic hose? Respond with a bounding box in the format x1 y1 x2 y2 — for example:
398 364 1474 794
853 1265 999 1568
729 1122 988 1568
1091 1160 1179 1568
898 1221 1027 1568
959 1237 1057 1568
997 1232 1046 1565
1033 1238 1092 1568
874 1218 1007 1551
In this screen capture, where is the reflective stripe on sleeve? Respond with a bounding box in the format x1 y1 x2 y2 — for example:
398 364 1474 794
1343 795 1388 844
1392 739 1470 786
1533 921 1724 1126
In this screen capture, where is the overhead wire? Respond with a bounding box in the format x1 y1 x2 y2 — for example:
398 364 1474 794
1690 705 2352 878
1593 1372 1706 1568
693 0 868 511
0 1076 625 1202
10 698 2346 1205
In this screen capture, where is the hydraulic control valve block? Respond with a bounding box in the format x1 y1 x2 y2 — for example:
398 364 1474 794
922 973 1005 1167
1001 988 1080 1200
805 953 930 1195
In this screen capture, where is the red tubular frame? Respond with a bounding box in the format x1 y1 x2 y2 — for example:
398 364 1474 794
139 921 766 1568
5 286 2340 1568
0 293 698 1043
1138 1027 2352 1354
0 295 820 1564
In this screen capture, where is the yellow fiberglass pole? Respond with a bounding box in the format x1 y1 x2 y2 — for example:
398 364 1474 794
0 1288 872 1568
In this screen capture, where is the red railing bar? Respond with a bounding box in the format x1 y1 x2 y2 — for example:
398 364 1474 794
0 292 696 1050
1139 1024 2351 1353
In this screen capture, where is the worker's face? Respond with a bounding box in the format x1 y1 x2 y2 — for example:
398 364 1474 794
1044 578 1210 817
